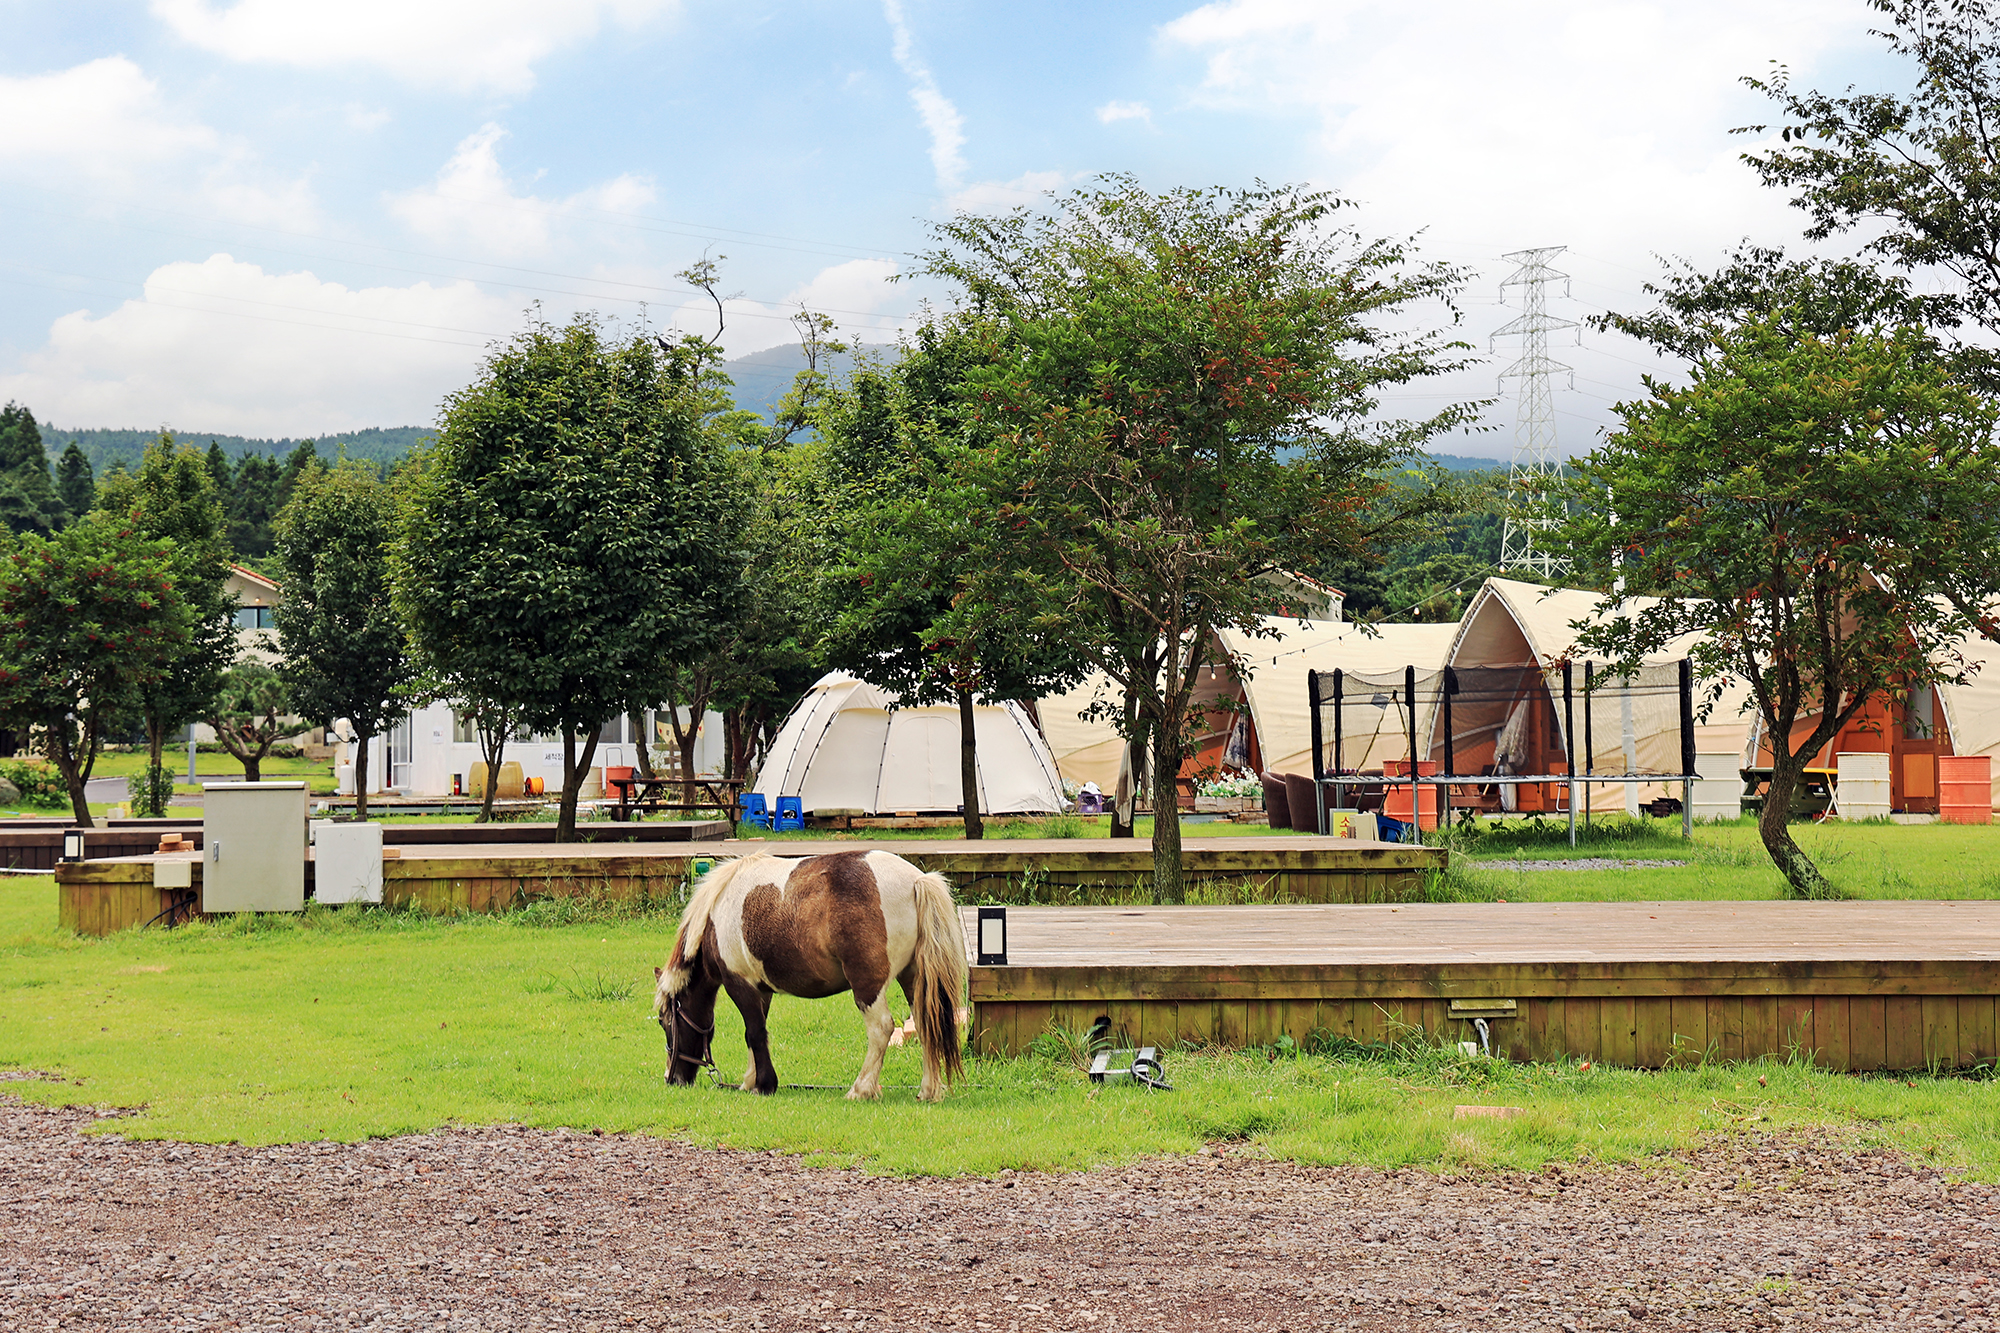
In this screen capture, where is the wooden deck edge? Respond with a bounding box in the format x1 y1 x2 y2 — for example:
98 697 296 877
969 961 2000 1001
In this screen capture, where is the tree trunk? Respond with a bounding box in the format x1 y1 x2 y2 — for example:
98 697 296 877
242 748 262 783
353 730 372 822
50 722 94 829
556 725 603 843
631 712 656 780
476 722 506 824
141 715 169 819
1758 753 1839 899
956 686 984 840
1150 724 1184 903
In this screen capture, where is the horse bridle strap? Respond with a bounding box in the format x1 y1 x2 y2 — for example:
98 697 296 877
665 994 717 1073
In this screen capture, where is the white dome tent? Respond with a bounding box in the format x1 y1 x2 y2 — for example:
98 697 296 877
751 672 1066 816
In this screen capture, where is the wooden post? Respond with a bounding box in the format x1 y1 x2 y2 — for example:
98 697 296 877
1331 669 1344 806
1308 669 1325 833
1441 666 1456 831
1405 665 1419 834
1584 660 1595 832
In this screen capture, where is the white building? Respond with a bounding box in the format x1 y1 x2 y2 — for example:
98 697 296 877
363 703 726 797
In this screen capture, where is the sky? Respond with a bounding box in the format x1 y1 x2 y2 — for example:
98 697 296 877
0 0 1909 455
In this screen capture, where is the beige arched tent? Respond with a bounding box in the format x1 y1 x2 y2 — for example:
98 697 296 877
752 672 1065 815
1035 619 1458 788
1442 577 1756 813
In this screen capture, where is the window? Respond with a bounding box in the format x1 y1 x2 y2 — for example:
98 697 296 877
233 605 275 630
1904 688 1936 740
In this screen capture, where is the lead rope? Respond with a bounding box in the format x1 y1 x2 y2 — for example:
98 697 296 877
663 995 719 1082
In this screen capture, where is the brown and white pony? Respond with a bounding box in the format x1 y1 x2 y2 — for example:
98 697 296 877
653 849 967 1101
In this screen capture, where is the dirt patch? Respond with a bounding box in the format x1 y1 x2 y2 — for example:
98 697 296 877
0 1097 1993 1331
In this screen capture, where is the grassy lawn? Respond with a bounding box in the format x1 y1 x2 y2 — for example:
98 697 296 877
6 876 2000 1178
1435 816 2000 902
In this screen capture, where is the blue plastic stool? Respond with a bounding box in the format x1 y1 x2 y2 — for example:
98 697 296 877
737 793 771 829
1376 815 1412 844
774 796 805 832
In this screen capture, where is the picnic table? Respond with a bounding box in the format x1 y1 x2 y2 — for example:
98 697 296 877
607 774 746 822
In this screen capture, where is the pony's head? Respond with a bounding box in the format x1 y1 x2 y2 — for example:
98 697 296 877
654 857 748 1087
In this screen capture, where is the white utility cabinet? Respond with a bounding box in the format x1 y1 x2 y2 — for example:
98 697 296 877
201 781 307 913
313 820 383 905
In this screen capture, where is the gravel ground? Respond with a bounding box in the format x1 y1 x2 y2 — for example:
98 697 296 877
1476 859 1690 872
2 1095 1995 1332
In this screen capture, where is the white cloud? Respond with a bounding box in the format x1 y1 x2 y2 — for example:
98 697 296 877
943 169 1068 217
387 123 658 259
882 0 968 189
1096 100 1154 128
0 57 217 173
151 0 680 95
0 256 520 436
673 257 905 356
1160 0 1880 455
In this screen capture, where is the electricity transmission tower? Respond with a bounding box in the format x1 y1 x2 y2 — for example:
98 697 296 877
1492 246 1578 578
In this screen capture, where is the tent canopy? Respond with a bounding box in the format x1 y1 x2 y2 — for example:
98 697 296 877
753 672 1065 815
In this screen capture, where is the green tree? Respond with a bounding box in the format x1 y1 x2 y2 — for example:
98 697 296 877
1741 0 2000 361
0 516 189 824
227 454 282 559
54 442 94 518
809 327 1084 838
278 441 319 511
96 434 236 816
274 460 418 821
204 441 232 497
0 403 69 536
1557 315 2000 898
924 177 1480 898
394 313 749 840
207 660 290 782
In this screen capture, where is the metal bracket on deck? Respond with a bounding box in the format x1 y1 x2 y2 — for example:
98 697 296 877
1088 1046 1172 1091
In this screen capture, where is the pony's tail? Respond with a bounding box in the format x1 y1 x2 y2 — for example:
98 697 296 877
910 870 967 1084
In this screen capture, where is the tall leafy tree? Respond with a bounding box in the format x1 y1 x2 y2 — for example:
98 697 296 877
0 516 189 824
810 328 1084 838
924 177 1480 898
96 435 236 817
0 403 69 535
1739 0 2000 393
227 453 282 558
204 441 232 498
274 460 418 821
1558 315 2000 898
54 442 93 518
394 313 749 840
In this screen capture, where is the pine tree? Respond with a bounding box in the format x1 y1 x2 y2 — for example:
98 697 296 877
0 403 69 534
54 442 94 517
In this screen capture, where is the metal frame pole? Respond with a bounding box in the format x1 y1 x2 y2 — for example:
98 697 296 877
1584 660 1595 833
1308 669 1326 834
1563 661 1576 848
1405 664 1420 835
1679 658 1696 841
1331 670 1344 809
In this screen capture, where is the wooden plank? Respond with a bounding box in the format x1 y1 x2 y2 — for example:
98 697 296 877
1816 996 1852 1071
1922 996 1959 1073
1563 995 1600 1063
1710 996 1745 1063
1179 1001 1216 1047
1595 995 1633 1068
1884 996 1924 1071
1219 1000 1249 1049
1774 995 1817 1066
1850 997 1888 1071
1631 998 1672 1068
1670 996 1709 1066
1960 995 1997 1069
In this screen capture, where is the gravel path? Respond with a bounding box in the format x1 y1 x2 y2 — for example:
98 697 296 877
4 1096 1996 1331
1476 858 1690 872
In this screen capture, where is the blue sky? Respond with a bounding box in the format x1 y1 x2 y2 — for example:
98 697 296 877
0 1 1900 453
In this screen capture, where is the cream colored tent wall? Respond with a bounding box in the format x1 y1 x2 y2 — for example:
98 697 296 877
1938 624 2000 812
1038 674 1127 791
1222 620 1457 776
753 672 1064 815
1443 578 1755 813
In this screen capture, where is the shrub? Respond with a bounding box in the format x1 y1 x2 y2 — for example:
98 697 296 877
0 758 69 808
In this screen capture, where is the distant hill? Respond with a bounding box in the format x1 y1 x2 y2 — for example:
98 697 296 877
718 341 896 424
50 425 430 473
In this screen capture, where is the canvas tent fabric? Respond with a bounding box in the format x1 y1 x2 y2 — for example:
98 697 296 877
752 672 1065 816
1441 577 1756 813
1034 619 1457 788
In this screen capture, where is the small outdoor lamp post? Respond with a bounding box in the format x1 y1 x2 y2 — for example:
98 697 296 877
59 829 85 864
976 906 1008 966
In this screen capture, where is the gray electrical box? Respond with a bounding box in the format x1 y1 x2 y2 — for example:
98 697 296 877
313 820 383 905
201 782 308 913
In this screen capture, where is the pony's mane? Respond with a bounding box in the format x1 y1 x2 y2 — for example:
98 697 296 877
655 855 773 1009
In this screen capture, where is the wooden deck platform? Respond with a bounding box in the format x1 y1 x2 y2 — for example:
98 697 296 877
54 836 1442 935
963 901 2000 1071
